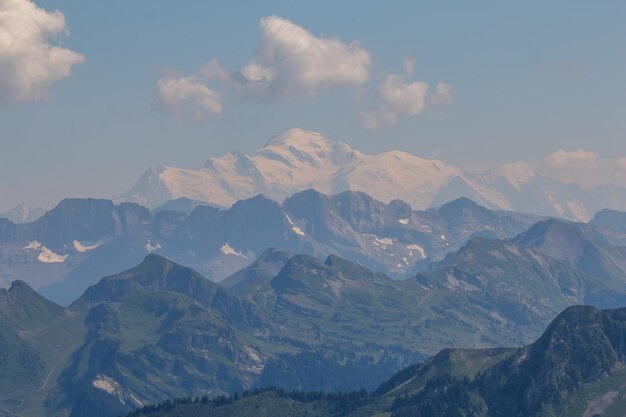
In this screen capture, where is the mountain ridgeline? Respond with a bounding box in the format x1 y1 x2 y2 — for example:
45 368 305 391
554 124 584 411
124 305 626 417
121 128 626 221
3 193 626 416
3 224 626 416
0 190 546 305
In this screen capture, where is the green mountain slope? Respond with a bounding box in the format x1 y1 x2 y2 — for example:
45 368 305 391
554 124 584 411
73 254 263 328
0 281 86 417
124 305 626 417
5 235 626 417
416 237 626 345
515 219 626 280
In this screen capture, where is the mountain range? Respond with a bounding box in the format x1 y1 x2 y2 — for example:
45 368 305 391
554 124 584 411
4 184 626 415
0 191 545 305
3 216 626 416
123 305 626 417
121 128 626 221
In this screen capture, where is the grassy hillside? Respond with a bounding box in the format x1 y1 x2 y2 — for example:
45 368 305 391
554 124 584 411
125 305 626 417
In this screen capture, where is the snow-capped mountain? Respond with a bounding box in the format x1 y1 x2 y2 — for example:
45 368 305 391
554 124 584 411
121 129 461 210
0 192 543 305
121 128 626 221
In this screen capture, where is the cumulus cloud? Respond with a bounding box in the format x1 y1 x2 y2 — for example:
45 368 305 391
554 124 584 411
231 16 371 99
156 16 372 121
403 56 415 75
537 149 626 188
0 0 84 103
155 75 222 122
431 82 453 107
360 56 453 130
154 59 227 122
539 149 599 186
544 149 598 169
360 74 429 130
197 59 230 83
154 17 450 125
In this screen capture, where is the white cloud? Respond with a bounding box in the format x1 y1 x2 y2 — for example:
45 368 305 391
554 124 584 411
156 17 453 125
537 149 626 188
155 59 227 122
431 82 453 107
360 73 430 130
155 76 222 122
0 0 84 103
155 16 371 121
403 56 415 75
360 55 453 130
231 15 371 99
544 149 598 169
380 75 429 116
197 59 230 83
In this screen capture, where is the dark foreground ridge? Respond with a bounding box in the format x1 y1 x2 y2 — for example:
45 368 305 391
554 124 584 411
125 305 626 417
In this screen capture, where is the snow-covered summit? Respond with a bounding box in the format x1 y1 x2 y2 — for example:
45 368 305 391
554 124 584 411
120 128 626 221
121 128 463 211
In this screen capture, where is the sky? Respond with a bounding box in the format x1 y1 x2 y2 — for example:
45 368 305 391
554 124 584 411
0 0 625 211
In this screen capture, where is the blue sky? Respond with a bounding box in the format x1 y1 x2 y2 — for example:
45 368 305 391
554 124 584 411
1 0 625 211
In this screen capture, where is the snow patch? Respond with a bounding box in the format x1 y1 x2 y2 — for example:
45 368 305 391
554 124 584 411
24 241 42 250
23 241 68 263
91 374 138 406
398 218 409 225
328 280 343 298
38 248 68 263
407 244 426 258
73 240 101 253
92 375 119 394
145 241 161 253
285 214 306 236
242 345 265 374
220 243 248 258
365 235 394 246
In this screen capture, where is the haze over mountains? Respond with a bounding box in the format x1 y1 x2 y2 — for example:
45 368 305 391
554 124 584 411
125 305 626 417
3 240 626 416
4 0 626 415
3 189 626 415
0 190 546 305
2 132 626 416
122 129 626 221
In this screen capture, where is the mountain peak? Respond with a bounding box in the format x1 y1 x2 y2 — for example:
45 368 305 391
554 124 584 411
0 280 64 328
73 254 200 307
258 128 359 170
264 128 331 148
514 218 588 247
481 161 536 189
439 196 482 210
9 279 32 292
591 208 626 231
492 304 626 415
438 197 492 221
120 130 626 221
221 248 293 289
140 253 173 268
